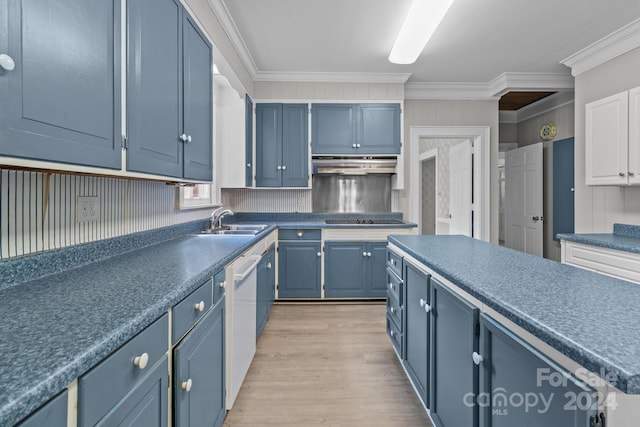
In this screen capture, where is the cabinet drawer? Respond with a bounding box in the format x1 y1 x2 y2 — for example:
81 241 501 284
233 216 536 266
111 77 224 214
387 250 403 277
78 314 169 427
173 279 213 344
386 267 403 304
386 293 403 332
386 315 403 358
278 228 321 240
564 241 640 284
213 269 226 304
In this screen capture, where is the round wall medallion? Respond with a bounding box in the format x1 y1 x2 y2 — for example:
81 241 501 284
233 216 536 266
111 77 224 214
540 123 557 141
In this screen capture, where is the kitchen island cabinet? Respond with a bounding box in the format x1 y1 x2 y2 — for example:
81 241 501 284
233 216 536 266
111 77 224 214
0 0 121 169
387 234 640 426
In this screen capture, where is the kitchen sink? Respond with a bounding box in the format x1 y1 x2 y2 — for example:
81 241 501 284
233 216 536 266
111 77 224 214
198 224 269 236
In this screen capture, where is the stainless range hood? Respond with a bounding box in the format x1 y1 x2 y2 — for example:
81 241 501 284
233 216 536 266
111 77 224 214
312 156 397 175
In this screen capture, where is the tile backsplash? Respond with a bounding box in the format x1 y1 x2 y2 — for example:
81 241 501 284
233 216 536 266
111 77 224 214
0 169 210 259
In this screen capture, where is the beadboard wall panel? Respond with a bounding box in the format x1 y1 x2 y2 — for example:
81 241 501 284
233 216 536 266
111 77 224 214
0 170 209 259
221 188 312 213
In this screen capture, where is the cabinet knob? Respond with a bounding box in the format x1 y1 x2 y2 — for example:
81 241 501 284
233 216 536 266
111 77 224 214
362 251 368 257
472 352 484 365
356 143 361 148
367 252 372 257
390 306 395 314
619 172 626 177
317 252 321 257
194 301 205 312
247 163 251 167
218 281 226 288
389 329 395 337
181 378 193 392
277 165 282 170
186 135 192 143
0 54 15 71
388 282 394 291
297 231 303 237
282 165 287 170
419 298 426 307
424 303 432 313
179 133 188 143
390 259 396 266
133 352 149 370
267 262 272 269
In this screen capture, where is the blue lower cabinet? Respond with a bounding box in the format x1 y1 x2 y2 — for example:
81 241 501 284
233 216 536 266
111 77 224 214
478 314 597 427
174 298 226 427
17 390 67 427
430 278 479 427
257 245 276 338
98 355 169 427
403 263 430 407
278 241 321 298
324 241 387 298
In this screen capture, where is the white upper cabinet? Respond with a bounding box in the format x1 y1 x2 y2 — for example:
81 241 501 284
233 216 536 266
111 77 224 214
585 87 640 185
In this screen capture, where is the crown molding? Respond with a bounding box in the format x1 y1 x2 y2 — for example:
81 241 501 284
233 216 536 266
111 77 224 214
254 71 412 84
207 0 259 80
489 72 574 97
404 82 498 100
561 18 640 77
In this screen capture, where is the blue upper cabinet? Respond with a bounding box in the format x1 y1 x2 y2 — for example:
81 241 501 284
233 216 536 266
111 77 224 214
182 13 213 181
357 104 401 154
245 94 254 187
311 104 356 154
0 0 121 169
127 0 212 181
311 103 400 155
256 103 308 187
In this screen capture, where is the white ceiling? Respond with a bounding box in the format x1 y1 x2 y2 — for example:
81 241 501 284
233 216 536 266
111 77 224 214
218 0 640 85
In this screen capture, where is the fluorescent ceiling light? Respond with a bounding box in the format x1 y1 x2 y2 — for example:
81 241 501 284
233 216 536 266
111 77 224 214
389 0 455 65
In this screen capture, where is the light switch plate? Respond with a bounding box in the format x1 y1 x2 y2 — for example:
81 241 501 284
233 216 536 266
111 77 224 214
77 196 100 223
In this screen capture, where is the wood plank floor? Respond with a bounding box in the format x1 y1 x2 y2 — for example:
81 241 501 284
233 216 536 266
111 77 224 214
223 303 432 426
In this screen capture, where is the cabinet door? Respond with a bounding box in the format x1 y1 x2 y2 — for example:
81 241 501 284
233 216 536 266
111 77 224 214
585 91 628 185
256 252 270 338
357 104 401 154
256 104 282 187
366 242 388 297
0 0 121 169
311 104 356 154
430 278 479 427
174 300 226 427
127 0 182 178
266 246 276 312
324 242 366 297
182 13 212 181
278 241 321 298
17 390 67 427
98 356 168 427
479 315 596 427
282 104 309 187
245 94 254 187
404 263 430 406
629 87 640 185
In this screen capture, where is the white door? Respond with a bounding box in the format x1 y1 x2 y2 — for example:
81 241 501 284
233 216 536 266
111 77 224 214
505 143 543 256
449 140 472 236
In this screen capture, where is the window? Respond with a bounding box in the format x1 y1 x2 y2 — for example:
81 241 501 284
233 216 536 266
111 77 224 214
176 183 219 210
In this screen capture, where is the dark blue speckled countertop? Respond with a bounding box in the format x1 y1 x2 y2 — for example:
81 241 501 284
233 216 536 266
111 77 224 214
557 223 640 254
389 234 640 394
0 212 414 425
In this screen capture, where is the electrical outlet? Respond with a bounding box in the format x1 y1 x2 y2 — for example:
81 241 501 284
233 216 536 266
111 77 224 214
77 196 100 223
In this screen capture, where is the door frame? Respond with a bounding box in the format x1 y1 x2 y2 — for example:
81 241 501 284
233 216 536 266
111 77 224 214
409 126 491 242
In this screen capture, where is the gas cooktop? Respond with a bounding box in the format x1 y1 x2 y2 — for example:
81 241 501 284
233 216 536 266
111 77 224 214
324 219 404 225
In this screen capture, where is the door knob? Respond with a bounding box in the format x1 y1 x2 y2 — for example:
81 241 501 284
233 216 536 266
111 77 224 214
629 172 635 177
619 172 626 177
0 54 15 71
532 216 539 222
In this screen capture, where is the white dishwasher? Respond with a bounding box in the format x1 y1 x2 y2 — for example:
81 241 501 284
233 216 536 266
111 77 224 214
225 254 261 409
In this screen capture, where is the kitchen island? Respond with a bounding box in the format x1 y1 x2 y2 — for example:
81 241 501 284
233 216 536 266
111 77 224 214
388 234 640 426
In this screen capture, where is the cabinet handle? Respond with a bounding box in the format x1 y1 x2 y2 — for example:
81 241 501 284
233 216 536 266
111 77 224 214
194 301 205 312
0 54 15 71
629 172 635 177
297 231 303 237
472 352 484 365
619 172 626 177
317 252 321 257
267 262 272 269
181 378 193 392
390 258 396 266
133 353 149 370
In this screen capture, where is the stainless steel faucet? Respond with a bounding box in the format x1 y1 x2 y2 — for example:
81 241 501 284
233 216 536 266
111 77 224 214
210 207 234 229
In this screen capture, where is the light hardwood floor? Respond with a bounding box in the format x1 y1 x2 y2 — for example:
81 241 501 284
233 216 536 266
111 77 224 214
223 303 432 426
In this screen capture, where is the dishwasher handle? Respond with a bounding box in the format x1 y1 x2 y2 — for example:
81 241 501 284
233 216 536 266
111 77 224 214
233 255 261 281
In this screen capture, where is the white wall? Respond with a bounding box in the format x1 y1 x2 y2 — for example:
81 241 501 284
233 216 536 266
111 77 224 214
516 102 575 261
574 47 640 232
403 100 500 243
